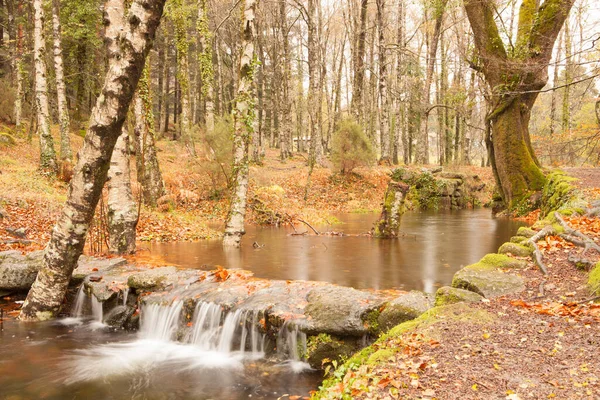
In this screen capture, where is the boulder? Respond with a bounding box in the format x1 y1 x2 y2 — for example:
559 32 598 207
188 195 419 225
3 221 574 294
435 286 483 306
516 227 536 238
303 286 385 337
104 305 136 329
72 256 127 282
452 265 525 298
0 250 43 290
498 242 533 257
306 333 358 369
378 291 434 331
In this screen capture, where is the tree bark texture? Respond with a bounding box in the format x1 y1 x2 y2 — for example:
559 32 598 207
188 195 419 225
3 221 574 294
107 129 138 254
223 0 258 248
33 0 58 174
373 180 409 237
52 0 72 161
20 0 166 321
464 0 574 206
376 0 391 163
134 65 166 206
13 0 24 132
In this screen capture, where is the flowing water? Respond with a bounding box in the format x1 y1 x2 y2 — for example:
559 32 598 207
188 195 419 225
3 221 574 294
0 210 525 399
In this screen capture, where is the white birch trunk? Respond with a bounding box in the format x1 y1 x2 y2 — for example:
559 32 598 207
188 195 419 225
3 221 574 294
223 0 257 248
33 0 58 173
107 129 138 254
52 0 71 161
20 0 166 321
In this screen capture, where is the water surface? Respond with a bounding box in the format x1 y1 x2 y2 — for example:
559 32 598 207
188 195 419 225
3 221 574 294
146 209 526 293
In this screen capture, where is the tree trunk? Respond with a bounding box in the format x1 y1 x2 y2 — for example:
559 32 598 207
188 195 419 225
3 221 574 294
377 0 391 164
13 0 24 132
373 180 409 238
134 65 166 206
278 0 292 159
33 0 58 174
52 0 71 161
197 0 214 132
351 0 368 123
464 0 574 206
416 0 447 165
223 0 258 248
107 129 138 254
20 0 166 321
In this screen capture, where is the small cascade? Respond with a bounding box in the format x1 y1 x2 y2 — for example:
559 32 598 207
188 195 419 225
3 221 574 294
140 301 183 341
91 295 103 322
71 285 86 318
121 287 129 306
277 321 311 372
188 302 265 357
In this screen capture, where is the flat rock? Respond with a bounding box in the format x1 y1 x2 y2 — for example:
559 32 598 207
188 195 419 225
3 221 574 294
0 250 43 290
127 266 179 290
378 291 434 331
435 286 483 306
303 286 385 337
72 256 127 282
452 265 525 298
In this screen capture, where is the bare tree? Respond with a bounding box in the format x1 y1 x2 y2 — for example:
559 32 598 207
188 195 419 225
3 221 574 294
52 0 72 161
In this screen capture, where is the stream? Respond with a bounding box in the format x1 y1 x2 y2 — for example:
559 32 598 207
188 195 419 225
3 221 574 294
0 210 525 399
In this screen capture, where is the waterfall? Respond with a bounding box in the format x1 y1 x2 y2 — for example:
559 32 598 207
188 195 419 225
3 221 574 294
71 285 86 318
188 302 265 358
140 301 183 341
277 321 311 372
91 296 103 322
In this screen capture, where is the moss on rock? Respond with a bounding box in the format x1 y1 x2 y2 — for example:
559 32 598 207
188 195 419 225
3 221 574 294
435 286 483 306
516 227 536 238
498 242 533 257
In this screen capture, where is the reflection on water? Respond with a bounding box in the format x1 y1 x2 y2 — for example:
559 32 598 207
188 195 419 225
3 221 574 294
146 209 526 292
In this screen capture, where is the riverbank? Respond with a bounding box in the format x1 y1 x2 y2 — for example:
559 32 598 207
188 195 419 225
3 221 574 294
0 130 494 254
313 169 600 399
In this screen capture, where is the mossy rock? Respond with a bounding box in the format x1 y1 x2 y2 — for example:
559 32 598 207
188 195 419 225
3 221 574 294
306 334 357 369
589 262 600 296
452 264 525 298
478 253 527 269
498 242 533 257
516 227 536 238
378 291 434 331
435 286 483 306
127 266 178 290
510 235 529 244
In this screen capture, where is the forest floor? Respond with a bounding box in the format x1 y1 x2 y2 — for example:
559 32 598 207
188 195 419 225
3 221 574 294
315 169 600 400
0 130 493 254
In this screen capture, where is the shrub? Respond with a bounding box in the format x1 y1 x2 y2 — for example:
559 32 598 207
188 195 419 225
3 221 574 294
200 116 233 196
331 118 375 174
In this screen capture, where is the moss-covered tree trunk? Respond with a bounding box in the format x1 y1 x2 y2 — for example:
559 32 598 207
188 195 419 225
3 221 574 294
464 0 575 207
134 65 166 206
19 0 166 321
373 180 409 238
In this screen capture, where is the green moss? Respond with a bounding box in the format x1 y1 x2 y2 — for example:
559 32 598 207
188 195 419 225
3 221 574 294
307 333 334 358
589 262 600 296
478 253 527 269
435 286 483 306
367 348 400 365
363 309 381 335
498 242 533 257
540 170 581 217
510 235 528 244
516 227 536 238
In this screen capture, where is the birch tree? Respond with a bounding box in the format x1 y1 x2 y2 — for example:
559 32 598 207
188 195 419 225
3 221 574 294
20 0 167 321
33 0 58 174
223 0 258 247
52 0 72 161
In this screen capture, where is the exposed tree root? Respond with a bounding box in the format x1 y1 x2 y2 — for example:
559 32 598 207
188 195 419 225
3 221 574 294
528 225 555 275
554 211 600 270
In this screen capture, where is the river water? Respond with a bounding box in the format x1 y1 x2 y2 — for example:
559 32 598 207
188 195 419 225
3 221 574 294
0 209 524 399
146 209 526 293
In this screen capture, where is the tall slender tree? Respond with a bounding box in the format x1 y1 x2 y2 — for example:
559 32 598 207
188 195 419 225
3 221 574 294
33 0 58 174
20 0 166 321
52 0 71 161
223 0 258 247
